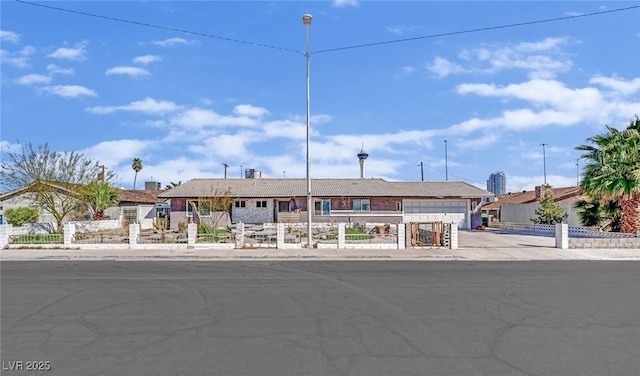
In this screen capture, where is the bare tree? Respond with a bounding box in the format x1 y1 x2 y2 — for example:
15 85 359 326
0 142 115 232
187 187 234 230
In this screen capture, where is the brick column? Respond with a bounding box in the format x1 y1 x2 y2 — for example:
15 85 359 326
555 223 568 249
337 223 345 249
0 224 11 248
450 223 459 249
129 223 139 249
276 223 285 248
397 223 405 249
63 223 75 246
235 222 244 249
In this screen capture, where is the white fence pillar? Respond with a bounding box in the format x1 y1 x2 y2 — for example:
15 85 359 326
187 223 197 247
235 223 244 249
337 223 345 249
276 223 285 248
63 223 75 246
397 223 405 249
450 223 459 250
0 224 12 248
129 223 139 249
555 223 568 249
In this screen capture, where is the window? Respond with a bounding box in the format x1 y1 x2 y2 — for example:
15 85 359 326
187 200 211 217
256 200 267 208
353 199 370 212
234 201 246 208
314 200 331 216
396 202 402 211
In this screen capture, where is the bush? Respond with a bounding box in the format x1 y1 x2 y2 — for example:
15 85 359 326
4 206 39 226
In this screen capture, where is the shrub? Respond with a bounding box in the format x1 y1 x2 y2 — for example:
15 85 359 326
4 206 39 226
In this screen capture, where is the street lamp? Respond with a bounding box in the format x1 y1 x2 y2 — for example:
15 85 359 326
444 139 448 181
540 143 548 185
303 13 313 247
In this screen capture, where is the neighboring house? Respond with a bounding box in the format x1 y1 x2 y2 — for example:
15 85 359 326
0 181 169 230
158 178 495 230
481 185 583 226
106 188 169 230
0 181 79 226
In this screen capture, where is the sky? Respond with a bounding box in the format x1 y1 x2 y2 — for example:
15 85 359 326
1 1 639 192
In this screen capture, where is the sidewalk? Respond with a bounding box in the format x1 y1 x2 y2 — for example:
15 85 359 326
1 246 638 261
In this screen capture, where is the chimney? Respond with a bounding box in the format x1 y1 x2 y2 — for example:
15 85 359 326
357 145 369 179
535 185 551 201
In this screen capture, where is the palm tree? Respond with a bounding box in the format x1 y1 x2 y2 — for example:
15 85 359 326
131 158 143 190
576 116 640 233
83 182 120 220
164 181 182 190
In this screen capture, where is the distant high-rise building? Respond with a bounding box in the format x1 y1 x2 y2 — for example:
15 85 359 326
487 171 506 195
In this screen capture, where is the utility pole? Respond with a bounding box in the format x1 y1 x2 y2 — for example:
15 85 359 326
444 140 448 181
576 158 580 186
542 143 548 185
419 161 424 181
223 163 229 179
240 165 243 179
283 171 286 179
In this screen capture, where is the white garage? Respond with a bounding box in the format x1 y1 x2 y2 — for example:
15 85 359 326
402 199 470 229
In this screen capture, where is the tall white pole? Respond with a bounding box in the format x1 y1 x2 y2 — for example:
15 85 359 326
541 143 548 185
303 14 313 247
444 139 448 181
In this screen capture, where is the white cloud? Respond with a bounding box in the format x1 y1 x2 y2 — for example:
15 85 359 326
40 85 97 98
14 74 52 86
431 37 572 79
403 66 416 74
82 139 155 170
47 41 88 61
151 37 198 47
332 0 359 7
514 37 568 53
232 104 270 118
263 119 306 140
426 57 467 78
133 55 162 65
509 174 577 191
170 108 257 128
46 64 74 75
105 66 150 77
86 97 180 115
0 46 35 68
0 30 20 44
589 75 640 96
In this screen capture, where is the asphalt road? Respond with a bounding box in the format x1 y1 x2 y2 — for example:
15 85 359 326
2 261 639 376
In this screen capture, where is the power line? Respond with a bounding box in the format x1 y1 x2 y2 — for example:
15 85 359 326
14 0 303 55
313 5 640 54
15 1 638 57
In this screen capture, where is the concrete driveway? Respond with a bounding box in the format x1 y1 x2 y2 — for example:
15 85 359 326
458 227 555 248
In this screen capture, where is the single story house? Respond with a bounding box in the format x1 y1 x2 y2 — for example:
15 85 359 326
481 185 584 226
158 178 495 230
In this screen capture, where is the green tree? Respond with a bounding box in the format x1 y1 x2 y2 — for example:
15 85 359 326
576 116 640 233
131 158 143 190
83 182 120 220
4 206 39 226
532 185 568 224
0 142 115 232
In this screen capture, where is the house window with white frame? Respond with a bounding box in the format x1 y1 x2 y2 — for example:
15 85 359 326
396 202 402 211
353 199 370 212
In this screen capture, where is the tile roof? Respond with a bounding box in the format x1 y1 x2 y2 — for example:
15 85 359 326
482 186 583 210
158 178 494 199
118 189 166 204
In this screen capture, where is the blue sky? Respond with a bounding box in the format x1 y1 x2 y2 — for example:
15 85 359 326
2 1 639 192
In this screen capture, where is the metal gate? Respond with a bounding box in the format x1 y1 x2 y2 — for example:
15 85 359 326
411 221 446 247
